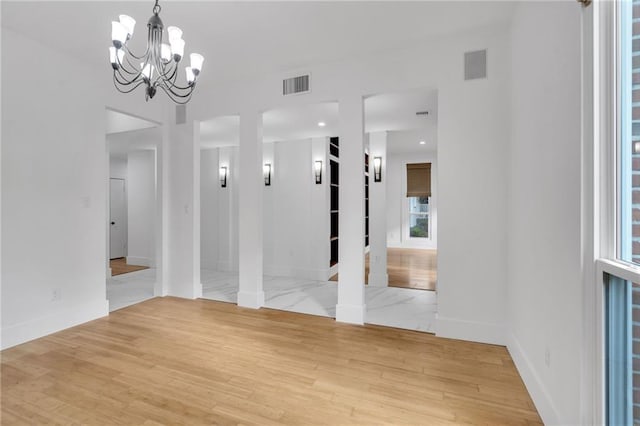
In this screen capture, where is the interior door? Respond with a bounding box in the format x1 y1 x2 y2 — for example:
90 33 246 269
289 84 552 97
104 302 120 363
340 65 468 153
110 178 127 259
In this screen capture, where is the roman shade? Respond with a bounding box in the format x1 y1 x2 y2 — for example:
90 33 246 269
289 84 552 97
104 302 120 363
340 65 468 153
406 163 431 197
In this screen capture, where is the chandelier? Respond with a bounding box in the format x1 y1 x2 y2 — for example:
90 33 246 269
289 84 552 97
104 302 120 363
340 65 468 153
109 0 204 104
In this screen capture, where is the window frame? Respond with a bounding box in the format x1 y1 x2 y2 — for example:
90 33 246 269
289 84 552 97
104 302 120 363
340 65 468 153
591 1 640 424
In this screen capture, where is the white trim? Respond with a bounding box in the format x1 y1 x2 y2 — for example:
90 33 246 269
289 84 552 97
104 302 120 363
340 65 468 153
1 298 109 350
507 332 560 426
597 258 640 284
435 315 505 346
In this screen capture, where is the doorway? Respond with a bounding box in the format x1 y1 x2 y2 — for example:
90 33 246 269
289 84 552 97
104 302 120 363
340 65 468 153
361 89 439 332
109 178 127 260
105 108 162 311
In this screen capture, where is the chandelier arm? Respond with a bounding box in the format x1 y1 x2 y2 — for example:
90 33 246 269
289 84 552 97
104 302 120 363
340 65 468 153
114 66 144 85
122 31 151 60
122 50 149 76
118 58 142 76
158 84 194 104
113 74 146 93
160 81 195 98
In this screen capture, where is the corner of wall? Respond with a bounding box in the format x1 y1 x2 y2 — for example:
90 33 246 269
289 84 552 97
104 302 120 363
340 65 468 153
435 315 506 346
507 331 560 425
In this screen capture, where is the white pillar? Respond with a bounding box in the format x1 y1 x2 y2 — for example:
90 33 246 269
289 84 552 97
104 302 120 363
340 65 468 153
336 95 366 324
237 109 264 308
368 131 388 286
166 105 201 299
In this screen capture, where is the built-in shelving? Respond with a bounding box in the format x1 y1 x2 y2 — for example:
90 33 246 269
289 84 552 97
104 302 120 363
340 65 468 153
365 152 370 248
330 137 339 267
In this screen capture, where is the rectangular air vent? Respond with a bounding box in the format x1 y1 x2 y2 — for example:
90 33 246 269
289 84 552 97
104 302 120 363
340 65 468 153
283 74 310 96
464 49 487 80
176 104 187 124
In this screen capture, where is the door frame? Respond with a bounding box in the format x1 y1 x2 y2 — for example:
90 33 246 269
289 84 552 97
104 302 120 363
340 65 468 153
105 107 166 299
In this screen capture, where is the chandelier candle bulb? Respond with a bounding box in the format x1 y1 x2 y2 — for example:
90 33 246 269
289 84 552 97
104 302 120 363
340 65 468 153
141 63 154 81
111 21 127 48
167 26 183 42
185 67 195 85
109 0 203 103
119 15 136 38
190 53 204 75
171 38 185 62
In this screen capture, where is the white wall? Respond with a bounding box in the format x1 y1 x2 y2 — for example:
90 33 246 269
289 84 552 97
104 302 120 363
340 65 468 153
201 148 220 270
110 156 127 180
507 2 582 425
386 148 438 249
1 28 109 349
264 138 330 280
127 150 156 267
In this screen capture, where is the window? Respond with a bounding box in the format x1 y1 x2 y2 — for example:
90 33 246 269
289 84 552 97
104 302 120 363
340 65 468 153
603 2 640 424
409 196 429 238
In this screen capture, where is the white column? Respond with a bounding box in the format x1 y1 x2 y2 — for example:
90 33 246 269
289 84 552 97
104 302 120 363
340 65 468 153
368 131 388 286
237 109 264 308
166 106 201 299
336 95 366 324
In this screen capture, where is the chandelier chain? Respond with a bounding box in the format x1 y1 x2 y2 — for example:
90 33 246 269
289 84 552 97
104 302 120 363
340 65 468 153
153 0 161 15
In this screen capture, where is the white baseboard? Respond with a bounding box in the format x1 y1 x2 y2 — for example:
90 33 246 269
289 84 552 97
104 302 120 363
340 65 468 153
507 332 559 425
237 291 265 309
126 256 152 267
336 303 366 325
436 315 506 345
1 298 109 350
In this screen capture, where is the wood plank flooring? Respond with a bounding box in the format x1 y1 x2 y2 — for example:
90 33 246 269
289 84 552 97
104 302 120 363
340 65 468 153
110 257 149 276
331 248 437 291
1 297 541 425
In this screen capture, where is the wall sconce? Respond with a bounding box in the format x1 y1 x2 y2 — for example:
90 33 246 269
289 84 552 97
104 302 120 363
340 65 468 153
634 141 640 154
314 160 322 184
373 156 382 182
264 163 271 186
220 166 227 188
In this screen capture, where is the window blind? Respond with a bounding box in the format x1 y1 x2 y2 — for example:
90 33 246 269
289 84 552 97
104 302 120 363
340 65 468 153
406 163 431 197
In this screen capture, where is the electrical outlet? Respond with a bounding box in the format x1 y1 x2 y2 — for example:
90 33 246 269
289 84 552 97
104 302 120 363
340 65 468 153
544 347 551 368
52 288 61 302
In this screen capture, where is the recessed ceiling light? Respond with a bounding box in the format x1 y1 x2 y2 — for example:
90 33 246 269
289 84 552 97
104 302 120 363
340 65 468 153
419 141 426 145
318 122 326 127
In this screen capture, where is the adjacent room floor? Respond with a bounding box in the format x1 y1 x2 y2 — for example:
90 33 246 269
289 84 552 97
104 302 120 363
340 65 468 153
201 269 437 333
330 248 437 291
0 297 542 425
109 257 149 276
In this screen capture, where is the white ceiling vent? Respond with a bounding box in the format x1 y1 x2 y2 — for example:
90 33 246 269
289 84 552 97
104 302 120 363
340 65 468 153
464 49 487 80
283 74 310 96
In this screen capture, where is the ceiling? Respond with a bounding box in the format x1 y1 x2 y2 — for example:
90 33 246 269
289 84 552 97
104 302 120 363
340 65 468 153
200 89 437 153
1 1 515 86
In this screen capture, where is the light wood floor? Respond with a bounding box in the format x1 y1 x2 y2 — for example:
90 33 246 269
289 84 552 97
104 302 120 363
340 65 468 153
110 257 149 276
1 297 541 425
331 248 437 291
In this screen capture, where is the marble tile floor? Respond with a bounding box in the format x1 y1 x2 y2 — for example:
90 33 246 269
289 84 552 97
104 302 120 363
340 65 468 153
107 268 156 312
201 269 437 333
